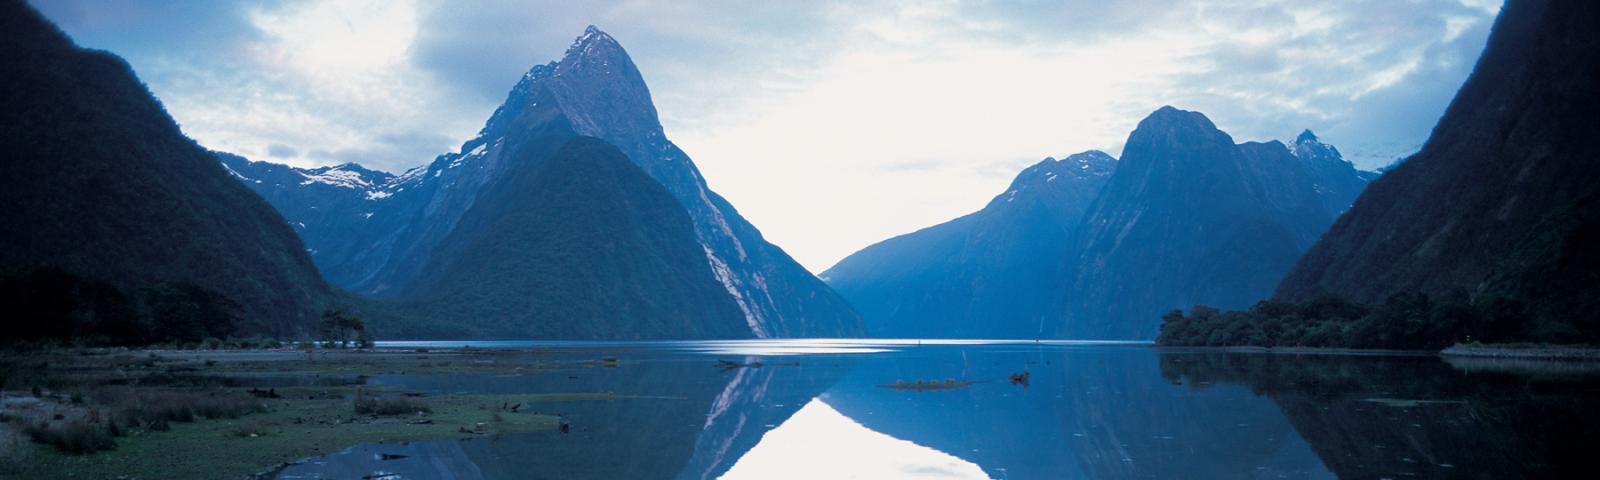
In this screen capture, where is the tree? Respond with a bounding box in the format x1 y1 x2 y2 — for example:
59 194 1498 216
318 309 366 348
141 284 241 344
356 326 374 349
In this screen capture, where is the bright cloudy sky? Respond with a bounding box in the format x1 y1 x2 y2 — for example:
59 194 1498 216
33 0 1501 273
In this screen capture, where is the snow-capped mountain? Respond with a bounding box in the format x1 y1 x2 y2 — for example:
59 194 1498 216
222 26 863 338
1289 130 1380 217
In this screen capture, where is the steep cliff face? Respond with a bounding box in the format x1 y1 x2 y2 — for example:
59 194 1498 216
1274 0 1600 338
1066 107 1335 339
823 151 1115 338
224 26 863 338
0 1 331 337
525 28 862 338
398 137 750 339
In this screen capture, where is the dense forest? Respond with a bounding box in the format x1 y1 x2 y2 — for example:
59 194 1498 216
1156 292 1542 350
0 1 333 344
1 268 242 347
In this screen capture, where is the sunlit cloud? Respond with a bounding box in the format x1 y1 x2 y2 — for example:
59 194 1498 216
249 0 418 78
678 26 1204 275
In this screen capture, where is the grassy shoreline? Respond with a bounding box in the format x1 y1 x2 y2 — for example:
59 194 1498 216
0 347 623 480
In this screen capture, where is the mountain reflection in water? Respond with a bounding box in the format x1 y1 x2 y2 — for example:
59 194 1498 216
274 341 1599 479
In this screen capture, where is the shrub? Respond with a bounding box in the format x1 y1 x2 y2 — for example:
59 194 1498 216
353 391 430 416
24 421 115 454
97 388 263 431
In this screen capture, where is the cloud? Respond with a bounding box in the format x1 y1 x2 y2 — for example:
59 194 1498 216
668 1 1498 270
266 144 298 158
31 0 1499 272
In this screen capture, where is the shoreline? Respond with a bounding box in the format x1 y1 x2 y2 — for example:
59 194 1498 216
1151 343 1600 363
1148 345 1438 357
1439 344 1600 361
0 347 604 480
13 340 1600 363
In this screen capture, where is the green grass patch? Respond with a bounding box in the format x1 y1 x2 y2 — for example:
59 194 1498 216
1 386 560 480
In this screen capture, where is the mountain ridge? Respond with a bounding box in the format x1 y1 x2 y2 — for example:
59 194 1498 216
823 150 1115 338
222 26 864 338
827 104 1377 339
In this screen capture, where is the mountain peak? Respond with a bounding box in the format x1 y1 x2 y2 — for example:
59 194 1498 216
1123 106 1230 158
1136 106 1220 133
563 25 622 63
1065 150 1117 172
479 24 654 147
1290 130 1350 167
1003 150 1116 195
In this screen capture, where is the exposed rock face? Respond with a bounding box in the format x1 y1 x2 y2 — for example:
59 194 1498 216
1290 130 1378 218
224 27 864 338
823 151 1115 338
1274 0 1600 338
486 28 861 338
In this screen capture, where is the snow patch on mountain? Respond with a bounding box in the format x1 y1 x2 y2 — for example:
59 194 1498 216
221 163 250 181
705 244 767 338
300 168 375 189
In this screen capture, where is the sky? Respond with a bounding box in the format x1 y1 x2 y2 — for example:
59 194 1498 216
31 0 1502 273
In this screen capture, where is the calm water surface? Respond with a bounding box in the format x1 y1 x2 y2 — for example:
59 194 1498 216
273 340 1600 479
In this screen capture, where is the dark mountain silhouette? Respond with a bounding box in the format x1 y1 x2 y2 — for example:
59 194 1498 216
0 1 331 339
1275 0 1600 341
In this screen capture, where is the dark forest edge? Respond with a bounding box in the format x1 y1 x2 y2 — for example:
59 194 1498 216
1 267 372 350
1155 291 1594 352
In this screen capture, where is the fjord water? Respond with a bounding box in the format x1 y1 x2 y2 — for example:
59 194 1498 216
275 341 1597 479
